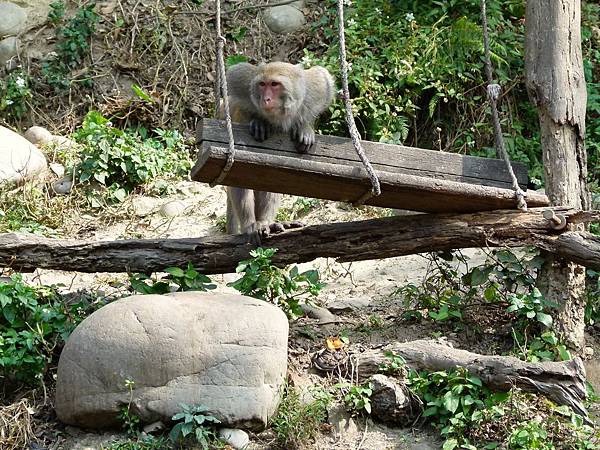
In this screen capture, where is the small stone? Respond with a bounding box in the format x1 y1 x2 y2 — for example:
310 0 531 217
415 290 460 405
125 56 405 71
0 3 27 37
327 297 371 313
142 421 164 433
584 346 594 358
327 403 358 438
24 126 53 145
262 2 305 34
159 200 186 217
51 135 78 151
218 428 250 449
300 303 339 324
0 36 17 66
51 177 72 195
49 162 65 177
131 196 157 216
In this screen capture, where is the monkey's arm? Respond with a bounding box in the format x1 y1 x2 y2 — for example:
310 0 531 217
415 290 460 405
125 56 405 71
292 66 336 153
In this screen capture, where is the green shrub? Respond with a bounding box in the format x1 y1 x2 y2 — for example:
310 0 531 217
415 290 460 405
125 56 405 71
228 248 324 319
0 70 32 120
271 385 331 449
129 263 216 294
169 404 220 449
0 275 86 384
74 111 191 201
43 3 99 90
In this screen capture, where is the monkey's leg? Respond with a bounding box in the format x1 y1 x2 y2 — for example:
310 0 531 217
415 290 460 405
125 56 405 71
249 118 272 142
255 192 304 235
291 123 316 153
227 187 256 236
254 191 283 235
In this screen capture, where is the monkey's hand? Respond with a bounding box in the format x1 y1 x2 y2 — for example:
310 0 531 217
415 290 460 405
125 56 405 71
249 118 271 142
291 124 316 153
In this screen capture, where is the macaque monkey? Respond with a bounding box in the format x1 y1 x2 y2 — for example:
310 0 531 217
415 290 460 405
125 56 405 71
222 61 335 239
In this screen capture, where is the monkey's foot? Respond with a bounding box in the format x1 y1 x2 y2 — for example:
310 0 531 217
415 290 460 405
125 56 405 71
250 119 271 142
291 125 316 153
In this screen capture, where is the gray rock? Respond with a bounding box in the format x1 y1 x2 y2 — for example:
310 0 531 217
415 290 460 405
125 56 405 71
55 292 289 430
327 403 358 438
49 162 65 177
51 176 72 195
263 2 305 34
0 36 17 66
370 374 413 425
131 196 157 216
585 359 600 395
24 126 53 145
159 200 186 217
51 135 78 151
0 3 26 37
327 296 371 313
300 303 340 324
219 428 250 449
0 125 48 184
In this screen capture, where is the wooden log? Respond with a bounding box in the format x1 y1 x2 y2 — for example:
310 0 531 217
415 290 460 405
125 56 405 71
353 339 588 417
0 207 598 274
192 119 549 213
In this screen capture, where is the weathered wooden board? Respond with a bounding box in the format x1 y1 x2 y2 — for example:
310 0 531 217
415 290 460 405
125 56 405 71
192 119 549 213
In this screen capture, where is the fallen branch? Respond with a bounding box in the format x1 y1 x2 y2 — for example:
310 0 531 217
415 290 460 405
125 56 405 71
0 207 598 273
353 339 588 417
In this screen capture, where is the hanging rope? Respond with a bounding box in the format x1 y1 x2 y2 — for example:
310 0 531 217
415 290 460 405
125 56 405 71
210 0 236 187
336 0 381 205
480 0 527 211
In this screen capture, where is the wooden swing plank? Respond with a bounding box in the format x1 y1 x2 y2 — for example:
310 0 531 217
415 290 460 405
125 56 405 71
191 119 549 213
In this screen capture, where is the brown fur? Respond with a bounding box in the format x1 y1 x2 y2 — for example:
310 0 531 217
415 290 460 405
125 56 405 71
222 61 335 238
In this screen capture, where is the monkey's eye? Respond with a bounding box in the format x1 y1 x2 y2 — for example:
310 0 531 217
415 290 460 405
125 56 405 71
271 81 279 87
259 81 266 87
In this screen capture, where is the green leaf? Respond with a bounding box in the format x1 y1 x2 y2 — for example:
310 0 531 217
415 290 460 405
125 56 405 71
442 438 458 450
557 345 572 361
131 83 153 102
166 267 185 278
443 393 460 413
536 312 553 327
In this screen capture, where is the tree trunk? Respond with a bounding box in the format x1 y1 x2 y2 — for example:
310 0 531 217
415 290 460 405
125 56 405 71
525 0 589 349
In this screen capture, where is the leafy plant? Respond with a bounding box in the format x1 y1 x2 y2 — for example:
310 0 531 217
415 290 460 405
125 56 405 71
130 263 216 294
48 0 65 25
378 350 407 376
271 385 332 449
228 248 324 319
0 70 32 120
336 382 373 416
585 269 600 326
169 403 220 449
43 3 99 90
0 274 87 385
74 111 191 202
409 368 502 449
102 435 170 450
117 379 141 435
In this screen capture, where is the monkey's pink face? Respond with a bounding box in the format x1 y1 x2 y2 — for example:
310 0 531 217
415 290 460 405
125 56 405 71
257 79 283 113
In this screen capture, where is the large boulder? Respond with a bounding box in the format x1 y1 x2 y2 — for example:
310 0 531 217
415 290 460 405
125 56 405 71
262 1 305 34
0 2 26 37
0 126 47 184
55 292 289 430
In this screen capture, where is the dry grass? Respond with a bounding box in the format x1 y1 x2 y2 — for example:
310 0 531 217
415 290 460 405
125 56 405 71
0 399 35 450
